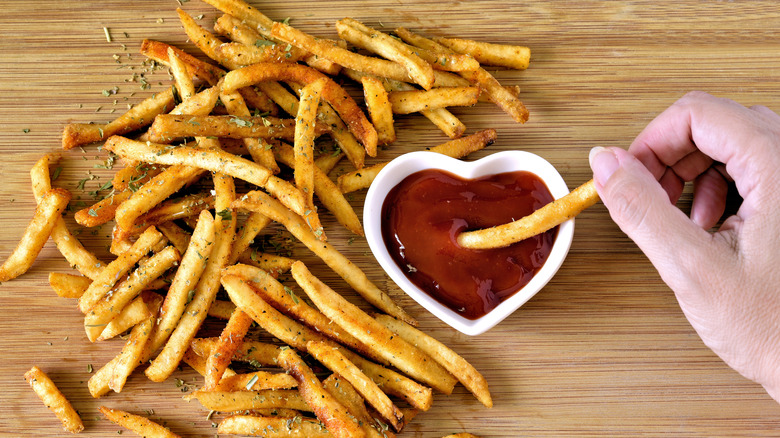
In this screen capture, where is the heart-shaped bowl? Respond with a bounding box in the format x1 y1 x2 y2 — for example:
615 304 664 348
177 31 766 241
364 150 575 336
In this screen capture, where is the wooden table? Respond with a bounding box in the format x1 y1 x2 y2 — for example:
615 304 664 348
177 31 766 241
1 0 779 436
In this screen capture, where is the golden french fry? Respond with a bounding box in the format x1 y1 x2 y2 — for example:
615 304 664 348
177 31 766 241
237 249 296 277
207 300 237 320
458 179 598 249
74 190 133 228
215 371 298 392
204 309 254 390
186 389 311 412
336 18 434 90
228 212 272 265
218 415 330 437
278 348 366 438
146 211 215 354
168 47 195 100
61 87 175 150
147 114 320 141
99 406 180 438
176 7 242 70
337 128 496 193
48 272 92 298
97 294 152 341
24 366 84 434
221 62 378 156
84 245 179 342
181 346 236 378
77 226 163 313
273 142 363 236
220 90 280 173
294 77 327 239
435 37 531 70
190 337 283 367
109 292 164 392
145 185 235 382
308 341 404 431
134 193 215 231
388 86 480 114
291 261 456 394
215 41 305 65
232 190 413 324
322 374 388 438
361 76 396 145
0 188 71 282
375 315 492 408
140 39 225 86
157 221 192 254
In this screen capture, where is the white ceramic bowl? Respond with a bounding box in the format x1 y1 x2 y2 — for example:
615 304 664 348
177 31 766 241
364 150 574 336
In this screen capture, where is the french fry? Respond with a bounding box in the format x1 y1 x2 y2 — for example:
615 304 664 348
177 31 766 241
144 178 235 382
221 62 378 156
375 315 492 407
182 346 237 378
24 366 84 434
99 406 180 438
140 39 225 86
434 37 531 70
157 221 192 253
232 190 413 324
215 370 298 392
103 136 307 216
207 299 237 320
308 341 404 431
237 249 296 276
176 7 242 70
48 272 92 298
291 261 456 394
134 192 215 229
0 188 71 282
218 415 331 437
109 292 164 392
294 77 327 238
458 179 598 249
168 47 195 100
273 142 363 236
337 128 496 193
335 18 434 90
204 309 254 390
388 86 481 114
146 114 318 141
146 211 215 354
215 41 306 65
220 90 280 173
361 76 396 145
97 294 152 341
278 348 366 438
322 374 390 438
228 211 272 265
190 337 283 367
74 189 133 228
186 389 312 412
61 87 175 150
224 263 369 354
84 245 179 342
30 154 104 279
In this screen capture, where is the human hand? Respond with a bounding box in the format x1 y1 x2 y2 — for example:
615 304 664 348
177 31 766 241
588 91 780 401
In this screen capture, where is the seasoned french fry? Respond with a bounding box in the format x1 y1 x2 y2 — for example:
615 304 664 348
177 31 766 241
232 190 412 324
168 47 195 100
375 315 492 407
220 90 280 173
435 37 531 70
182 346 235 379
361 76 396 145
294 77 327 238
186 389 311 412
237 249 296 276
157 221 192 253
388 86 480 114
99 406 180 438
84 245 179 342
228 212 272 265
337 128 496 193
48 272 92 298
140 39 225 86
146 211 215 354
221 62 378 156
0 188 71 282
190 337 283 367
336 18 434 90
30 154 104 279
291 261 456 394
215 371 298 392
458 179 598 249
176 7 242 70
204 309 254 390
308 341 404 431
24 366 84 434
322 374 389 438
207 300 237 320
215 41 306 65
278 348 366 438
273 142 363 236
61 87 175 150
74 189 133 229
134 192 214 229
97 294 152 341
218 415 331 437
109 292 164 392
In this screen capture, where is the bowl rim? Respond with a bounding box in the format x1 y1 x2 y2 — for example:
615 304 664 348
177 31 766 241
364 150 575 336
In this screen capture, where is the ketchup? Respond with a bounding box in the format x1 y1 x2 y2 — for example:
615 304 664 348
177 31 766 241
381 168 557 320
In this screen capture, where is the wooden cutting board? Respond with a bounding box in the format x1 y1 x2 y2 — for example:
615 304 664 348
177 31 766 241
1 0 779 436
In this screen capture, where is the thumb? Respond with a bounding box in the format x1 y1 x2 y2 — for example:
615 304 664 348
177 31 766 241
588 146 710 275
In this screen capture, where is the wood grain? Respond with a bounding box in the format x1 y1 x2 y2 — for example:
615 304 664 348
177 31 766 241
2 0 780 436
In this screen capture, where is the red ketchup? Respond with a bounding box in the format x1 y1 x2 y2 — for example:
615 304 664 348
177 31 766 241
381 168 557 320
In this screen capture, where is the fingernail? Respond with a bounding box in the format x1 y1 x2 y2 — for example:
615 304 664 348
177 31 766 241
589 146 619 186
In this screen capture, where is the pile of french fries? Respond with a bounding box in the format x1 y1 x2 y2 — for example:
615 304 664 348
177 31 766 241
11 0 533 435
